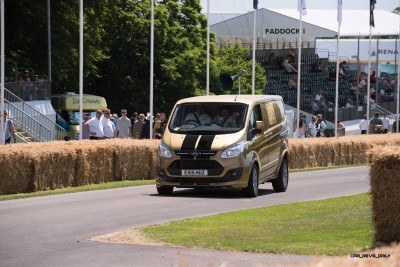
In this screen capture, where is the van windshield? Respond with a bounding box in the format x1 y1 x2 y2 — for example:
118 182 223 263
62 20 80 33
169 103 248 134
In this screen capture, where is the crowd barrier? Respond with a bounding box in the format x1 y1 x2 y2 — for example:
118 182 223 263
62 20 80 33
2 134 400 195
0 139 159 194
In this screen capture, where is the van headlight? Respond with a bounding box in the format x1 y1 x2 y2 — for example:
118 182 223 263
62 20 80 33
158 142 172 158
221 142 245 158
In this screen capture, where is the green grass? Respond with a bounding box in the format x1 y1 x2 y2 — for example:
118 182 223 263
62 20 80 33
142 193 373 256
0 180 155 201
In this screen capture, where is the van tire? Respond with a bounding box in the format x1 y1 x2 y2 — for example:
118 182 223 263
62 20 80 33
272 158 288 192
157 185 173 195
242 165 259 197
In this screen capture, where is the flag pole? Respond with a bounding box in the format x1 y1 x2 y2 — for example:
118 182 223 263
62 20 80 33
79 0 83 140
397 31 400 133
334 28 340 138
335 0 342 138
206 0 210 96
366 25 372 135
47 0 52 83
0 0 4 145
296 9 303 139
251 8 256 95
149 0 154 140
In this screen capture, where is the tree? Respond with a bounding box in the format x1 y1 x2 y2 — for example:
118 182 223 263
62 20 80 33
5 0 266 116
210 43 266 95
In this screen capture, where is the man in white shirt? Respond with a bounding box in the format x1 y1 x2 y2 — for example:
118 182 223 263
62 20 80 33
115 109 132 138
102 109 115 138
308 116 317 138
184 104 212 126
381 113 390 134
359 115 368 135
85 109 104 139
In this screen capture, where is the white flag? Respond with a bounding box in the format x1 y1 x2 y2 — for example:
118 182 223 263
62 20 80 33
337 0 343 26
298 0 307 16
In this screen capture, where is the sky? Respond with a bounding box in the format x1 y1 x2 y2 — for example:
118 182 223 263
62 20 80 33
200 0 399 13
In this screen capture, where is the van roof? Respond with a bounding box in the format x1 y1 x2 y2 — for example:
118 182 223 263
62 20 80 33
176 95 283 105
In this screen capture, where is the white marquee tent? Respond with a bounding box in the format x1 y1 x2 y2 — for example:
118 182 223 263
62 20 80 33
211 9 400 40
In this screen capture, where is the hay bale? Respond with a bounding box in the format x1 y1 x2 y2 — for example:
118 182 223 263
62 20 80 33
113 139 158 181
32 146 76 191
0 147 34 194
74 140 117 185
289 134 400 169
368 146 400 244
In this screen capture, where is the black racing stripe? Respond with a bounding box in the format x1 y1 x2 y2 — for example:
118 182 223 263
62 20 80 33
196 135 215 151
181 135 199 150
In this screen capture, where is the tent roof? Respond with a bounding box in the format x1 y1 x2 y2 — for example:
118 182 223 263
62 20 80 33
269 9 400 37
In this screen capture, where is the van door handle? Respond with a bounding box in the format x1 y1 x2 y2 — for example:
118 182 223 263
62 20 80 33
280 130 289 138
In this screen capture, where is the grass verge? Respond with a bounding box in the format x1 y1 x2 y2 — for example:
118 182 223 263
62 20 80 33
141 193 373 256
0 180 155 201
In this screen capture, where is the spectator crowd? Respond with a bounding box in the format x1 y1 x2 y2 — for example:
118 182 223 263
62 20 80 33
83 109 168 140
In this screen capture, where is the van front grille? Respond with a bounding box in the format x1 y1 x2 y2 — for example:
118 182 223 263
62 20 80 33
167 160 223 176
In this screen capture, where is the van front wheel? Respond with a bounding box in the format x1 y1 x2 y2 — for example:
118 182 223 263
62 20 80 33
242 165 259 197
272 158 288 192
157 185 173 195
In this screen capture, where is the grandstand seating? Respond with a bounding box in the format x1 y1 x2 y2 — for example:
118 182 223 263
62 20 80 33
263 53 359 118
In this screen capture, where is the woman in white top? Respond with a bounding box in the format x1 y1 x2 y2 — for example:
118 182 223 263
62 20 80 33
298 118 307 138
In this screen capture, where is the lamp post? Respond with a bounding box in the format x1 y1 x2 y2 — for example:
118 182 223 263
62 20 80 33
238 69 246 95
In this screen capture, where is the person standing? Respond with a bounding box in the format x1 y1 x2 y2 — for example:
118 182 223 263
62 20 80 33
85 110 104 140
140 113 152 139
115 109 131 138
359 115 368 135
132 114 145 139
369 112 383 134
81 113 92 140
2 111 17 145
308 116 317 138
381 113 390 134
102 109 115 138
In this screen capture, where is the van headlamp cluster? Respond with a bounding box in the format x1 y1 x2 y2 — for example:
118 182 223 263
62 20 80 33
158 142 172 158
221 142 245 158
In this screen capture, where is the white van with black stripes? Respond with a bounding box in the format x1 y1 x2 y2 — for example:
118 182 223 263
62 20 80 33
156 95 289 197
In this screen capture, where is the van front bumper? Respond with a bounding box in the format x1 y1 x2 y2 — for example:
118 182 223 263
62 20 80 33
156 167 244 188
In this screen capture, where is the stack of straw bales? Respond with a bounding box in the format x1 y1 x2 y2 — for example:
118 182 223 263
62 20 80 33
289 134 400 169
0 139 159 194
2 134 400 195
368 146 400 245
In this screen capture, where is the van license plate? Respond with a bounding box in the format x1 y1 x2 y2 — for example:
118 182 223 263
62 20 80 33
181 170 208 176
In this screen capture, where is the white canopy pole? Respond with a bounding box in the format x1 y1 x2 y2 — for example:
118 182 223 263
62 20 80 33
397 31 400 133
78 0 83 140
366 26 372 135
251 8 256 95
1 0 5 145
149 0 154 140
206 0 210 96
334 29 340 138
47 0 52 82
296 12 303 139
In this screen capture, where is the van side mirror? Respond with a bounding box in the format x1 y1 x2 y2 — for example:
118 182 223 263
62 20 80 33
248 121 263 140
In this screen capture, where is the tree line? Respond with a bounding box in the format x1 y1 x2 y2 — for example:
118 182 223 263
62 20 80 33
5 0 266 113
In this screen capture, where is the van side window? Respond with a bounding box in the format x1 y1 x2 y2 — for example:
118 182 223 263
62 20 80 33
249 104 263 130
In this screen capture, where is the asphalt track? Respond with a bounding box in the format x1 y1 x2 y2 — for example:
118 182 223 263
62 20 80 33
0 166 369 267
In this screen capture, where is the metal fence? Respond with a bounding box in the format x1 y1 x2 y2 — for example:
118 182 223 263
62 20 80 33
4 87 65 142
5 81 51 101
